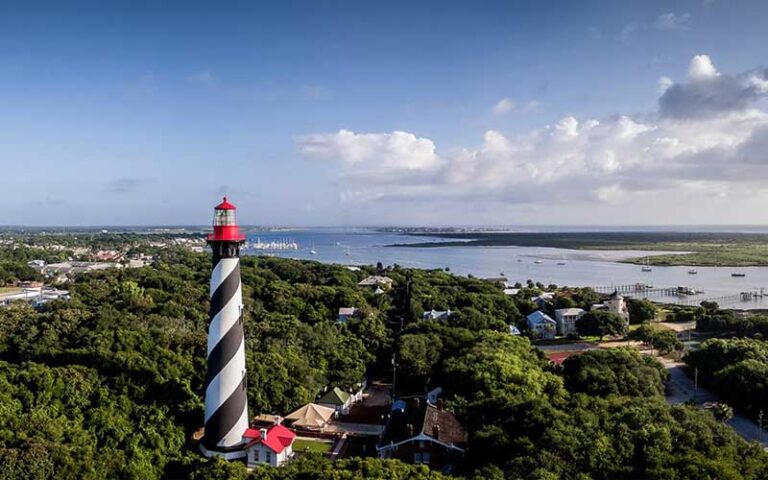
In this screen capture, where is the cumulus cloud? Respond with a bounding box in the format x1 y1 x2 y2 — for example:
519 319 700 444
298 129 441 173
659 55 768 119
297 55 768 220
688 54 719 80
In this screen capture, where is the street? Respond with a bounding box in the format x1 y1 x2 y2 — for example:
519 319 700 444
657 356 767 448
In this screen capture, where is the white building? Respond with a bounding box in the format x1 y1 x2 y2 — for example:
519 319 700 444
554 308 586 336
242 425 296 468
591 291 630 323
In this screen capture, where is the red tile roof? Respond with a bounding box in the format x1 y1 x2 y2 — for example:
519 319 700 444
243 424 296 453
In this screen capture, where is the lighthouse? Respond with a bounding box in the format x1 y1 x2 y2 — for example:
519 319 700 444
200 197 249 459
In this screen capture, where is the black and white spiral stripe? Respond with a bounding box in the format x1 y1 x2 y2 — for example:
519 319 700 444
203 252 248 452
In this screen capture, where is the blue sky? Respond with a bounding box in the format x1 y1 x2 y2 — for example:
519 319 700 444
1 0 768 226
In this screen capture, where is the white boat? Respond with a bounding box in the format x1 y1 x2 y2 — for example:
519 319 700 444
309 242 317 255
534 260 543 264
687 269 697 274
641 257 652 272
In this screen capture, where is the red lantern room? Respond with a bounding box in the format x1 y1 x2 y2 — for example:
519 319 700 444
207 197 246 242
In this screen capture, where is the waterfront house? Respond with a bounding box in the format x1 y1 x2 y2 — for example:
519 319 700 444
243 425 296 468
422 309 453 321
377 398 467 471
554 308 586 336
526 311 557 339
591 291 630 323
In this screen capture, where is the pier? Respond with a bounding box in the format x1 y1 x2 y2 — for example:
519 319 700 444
591 284 768 308
591 283 698 298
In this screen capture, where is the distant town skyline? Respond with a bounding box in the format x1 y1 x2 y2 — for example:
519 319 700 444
2 0 768 226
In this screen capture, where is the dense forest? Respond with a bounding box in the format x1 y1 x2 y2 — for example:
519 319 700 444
0 245 766 479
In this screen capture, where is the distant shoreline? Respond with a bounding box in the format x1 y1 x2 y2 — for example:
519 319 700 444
387 231 768 267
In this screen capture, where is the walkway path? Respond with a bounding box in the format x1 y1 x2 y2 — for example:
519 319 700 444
657 356 767 447
328 433 348 461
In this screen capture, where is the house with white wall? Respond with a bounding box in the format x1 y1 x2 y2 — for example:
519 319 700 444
242 425 296 468
554 308 585 336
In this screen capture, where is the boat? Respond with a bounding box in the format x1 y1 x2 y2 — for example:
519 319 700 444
309 242 317 255
731 272 746 277
687 269 697 274
557 262 567 266
641 256 652 272
534 260 543 264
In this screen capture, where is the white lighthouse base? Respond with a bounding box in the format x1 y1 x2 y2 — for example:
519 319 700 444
199 442 248 460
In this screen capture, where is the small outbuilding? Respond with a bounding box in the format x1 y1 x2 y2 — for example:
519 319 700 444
317 387 353 414
283 403 336 431
243 425 296 468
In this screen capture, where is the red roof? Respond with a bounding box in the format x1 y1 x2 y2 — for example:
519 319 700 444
215 196 237 210
242 425 296 453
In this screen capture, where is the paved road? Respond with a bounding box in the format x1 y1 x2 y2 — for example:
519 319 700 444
657 356 767 447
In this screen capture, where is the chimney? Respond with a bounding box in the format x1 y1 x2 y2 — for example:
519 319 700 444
432 424 440 440
260 427 268 441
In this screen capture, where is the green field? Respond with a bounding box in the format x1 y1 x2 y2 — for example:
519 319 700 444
389 231 768 266
293 438 333 454
0 287 21 295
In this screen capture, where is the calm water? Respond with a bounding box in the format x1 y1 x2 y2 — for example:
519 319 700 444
243 228 768 310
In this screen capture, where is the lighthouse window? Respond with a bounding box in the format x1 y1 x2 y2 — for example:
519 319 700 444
213 209 235 226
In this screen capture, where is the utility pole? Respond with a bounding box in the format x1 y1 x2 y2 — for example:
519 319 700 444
693 367 698 404
391 354 397 403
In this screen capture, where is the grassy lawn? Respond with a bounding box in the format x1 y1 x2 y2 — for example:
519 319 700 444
293 438 333 454
0 287 21 295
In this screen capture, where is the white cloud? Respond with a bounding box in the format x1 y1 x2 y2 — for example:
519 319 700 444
298 129 441 172
492 98 540 115
660 56 768 119
492 97 516 115
297 56 768 223
688 55 719 80
620 12 691 39
657 76 674 94
652 12 691 31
